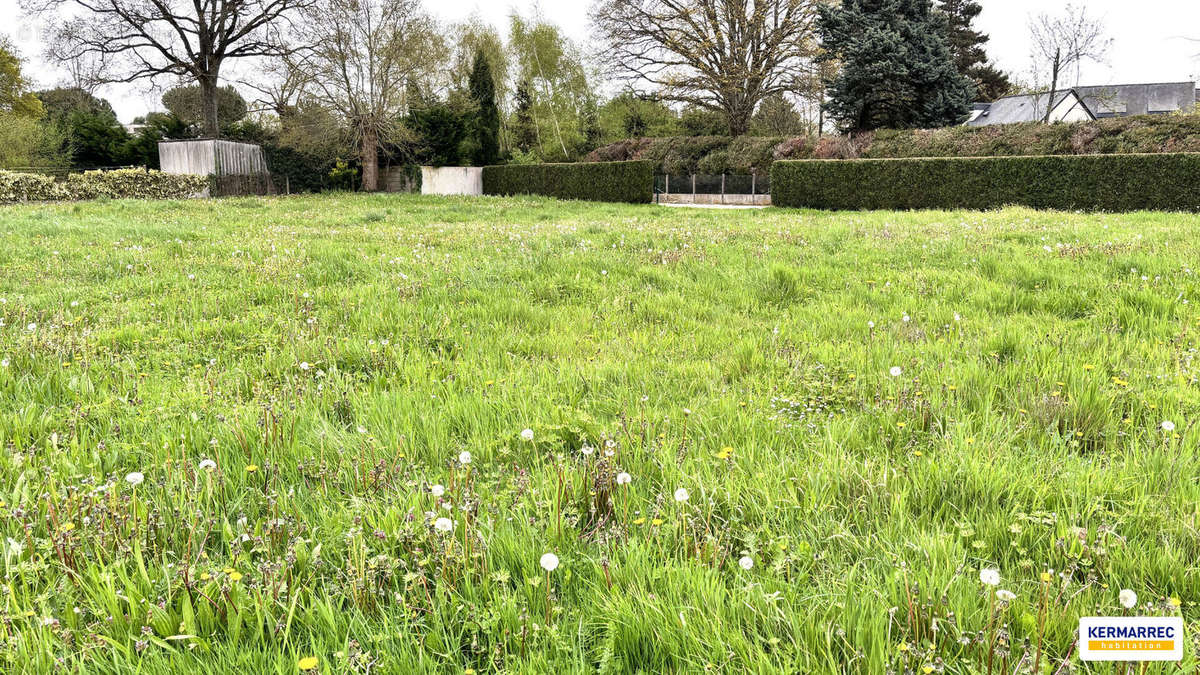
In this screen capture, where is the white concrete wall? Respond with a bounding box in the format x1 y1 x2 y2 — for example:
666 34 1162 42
421 167 483 196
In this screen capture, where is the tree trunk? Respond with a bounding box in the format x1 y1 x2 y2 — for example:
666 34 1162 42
727 106 750 137
361 126 379 192
199 71 221 138
1042 48 1061 124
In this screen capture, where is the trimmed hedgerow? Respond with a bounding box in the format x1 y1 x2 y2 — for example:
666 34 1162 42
585 113 1200 175
482 160 654 203
0 168 208 204
770 153 1200 212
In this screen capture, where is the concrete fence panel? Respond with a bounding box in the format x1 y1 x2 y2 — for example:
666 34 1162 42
421 167 483 196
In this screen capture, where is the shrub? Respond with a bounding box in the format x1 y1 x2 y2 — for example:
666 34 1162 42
771 153 1200 212
0 168 207 204
0 171 60 203
482 160 654 203
586 112 1200 174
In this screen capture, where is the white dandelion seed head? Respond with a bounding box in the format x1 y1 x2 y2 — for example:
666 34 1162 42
433 517 453 533
889 366 903 377
1161 421 1176 432
996 589 1016 602
431 484 445 497
738 556 754 570
299 362 311 371
198 459 217 471
674 488 689 503
125 472 144 486
458 450 472 465
26 323 36 332
0 358 8 368
540 552 559 572
979 567 1000 586
520 428 534 442
615 472 632 485
581 445 595 456
1119 589 1137 609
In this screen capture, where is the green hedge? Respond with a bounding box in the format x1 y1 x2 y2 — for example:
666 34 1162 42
0 168 208 204
586 113 1200 175
771 153 1200 212
482 161 653 203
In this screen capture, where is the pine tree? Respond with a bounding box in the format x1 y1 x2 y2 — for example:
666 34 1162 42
938 0 1011 101
818 0 975 132
512 80 538 154
468 50 500 166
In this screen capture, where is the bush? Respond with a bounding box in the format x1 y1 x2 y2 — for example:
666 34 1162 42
0 168 207 204
771 153 1200 212
586 113 1200 175
482 161 654 203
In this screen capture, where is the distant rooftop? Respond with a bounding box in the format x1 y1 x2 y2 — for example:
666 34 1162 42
966 81 1197 127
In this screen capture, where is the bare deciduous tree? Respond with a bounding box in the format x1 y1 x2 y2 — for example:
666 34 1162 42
590 0 822 136
291 0 443 191
24 0 309 137
1028 3 1111 123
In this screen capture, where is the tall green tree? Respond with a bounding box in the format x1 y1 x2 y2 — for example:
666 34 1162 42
819 0 975 131
938 0 1010 101
39 91 133 168
0 39 44 118
162 84 248 133
468 50 501 166
512 80 538 154
508 13 592 161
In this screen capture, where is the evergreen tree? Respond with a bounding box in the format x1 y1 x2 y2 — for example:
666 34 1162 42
938 0 1010 101
37 88 131 168
819 0 975 131
468 49 500 166
512 80 538 154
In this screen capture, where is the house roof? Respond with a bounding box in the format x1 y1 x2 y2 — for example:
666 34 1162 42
965 90 1084 126
1072 82 1197 117
967 81 1198 127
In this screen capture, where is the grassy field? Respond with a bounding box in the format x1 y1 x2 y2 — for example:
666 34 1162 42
0 193 1197 674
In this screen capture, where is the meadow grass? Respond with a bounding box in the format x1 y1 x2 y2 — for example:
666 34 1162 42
0 193 1196 674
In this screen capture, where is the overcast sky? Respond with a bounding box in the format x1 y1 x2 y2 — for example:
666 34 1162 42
3 0 1199 122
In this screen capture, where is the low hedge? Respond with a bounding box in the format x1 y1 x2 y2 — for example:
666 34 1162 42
482 160 653 203
771 153 1200 211
0 168 208 204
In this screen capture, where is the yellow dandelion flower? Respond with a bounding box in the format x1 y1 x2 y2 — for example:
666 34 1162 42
298 656 319 671
60 522 75 532
245 464 259 473
229 571 243 582
1169 597 1182 607
651 518 663 526
633 517 646 525
1040 571 1053 583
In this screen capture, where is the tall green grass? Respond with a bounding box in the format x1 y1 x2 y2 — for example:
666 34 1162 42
0 194 1195 673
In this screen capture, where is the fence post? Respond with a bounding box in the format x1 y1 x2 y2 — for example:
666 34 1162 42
692 174 696 199
751 172 756 196
665 174 669 195
721 174 726 204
